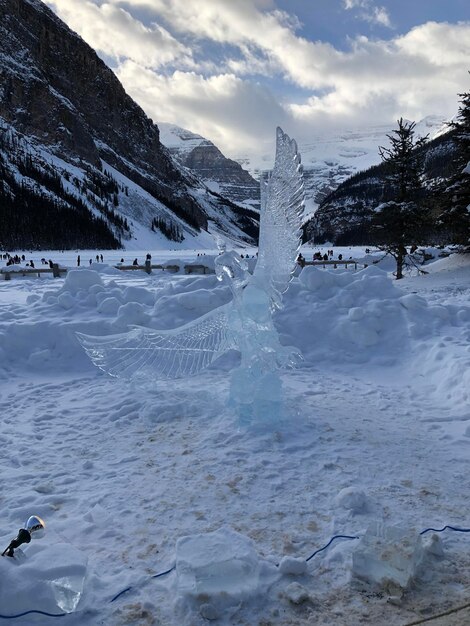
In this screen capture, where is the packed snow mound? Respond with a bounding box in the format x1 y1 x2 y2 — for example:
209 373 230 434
280 265 468 369
0 262 468 393
62 269 103 293
334 487 370 514
282 265 409 365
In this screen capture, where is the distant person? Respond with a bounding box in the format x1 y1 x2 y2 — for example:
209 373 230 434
30 260 35 268
48 259 53 269
100 254 103 262
77 255 80 267
146 253 151 261
323 253 328 261
338 254 343 261
133 258 138 266
96 255 99 262
120 258 124 263
89 259 92 265
297 253 305 268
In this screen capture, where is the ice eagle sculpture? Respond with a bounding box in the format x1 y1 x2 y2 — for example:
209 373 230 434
77 127 305 422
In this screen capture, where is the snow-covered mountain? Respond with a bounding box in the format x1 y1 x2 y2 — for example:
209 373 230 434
0 0 259 251
234 115 448 222
309 124 457 244
158 123 260 211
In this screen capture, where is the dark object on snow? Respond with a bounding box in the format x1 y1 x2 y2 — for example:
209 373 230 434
2 515 45 557
2 528 31 557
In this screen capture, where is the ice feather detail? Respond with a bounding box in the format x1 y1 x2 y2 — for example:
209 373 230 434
254 127 304 309
76 305 233 381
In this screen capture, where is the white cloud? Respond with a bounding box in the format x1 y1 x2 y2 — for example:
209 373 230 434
115 61 288 154
45 0 470 160
46 0 191 68
367 7 392 28
343 0 392 28
343 0 367 8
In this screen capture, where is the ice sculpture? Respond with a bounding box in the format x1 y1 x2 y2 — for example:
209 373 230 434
77 127 304 422
352 523 425 592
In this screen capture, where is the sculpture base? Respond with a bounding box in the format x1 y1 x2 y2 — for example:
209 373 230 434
229 366 283 426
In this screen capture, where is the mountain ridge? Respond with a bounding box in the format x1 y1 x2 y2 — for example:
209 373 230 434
0 0 259 250
158 123 260 211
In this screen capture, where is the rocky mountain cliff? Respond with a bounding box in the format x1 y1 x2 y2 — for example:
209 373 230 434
159 123 260 211
0 0 259 250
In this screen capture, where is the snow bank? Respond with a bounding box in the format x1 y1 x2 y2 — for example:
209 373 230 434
0 267 236 374
278 265 468 376
1 262 468 392
280 266 409 366
0 250 469 625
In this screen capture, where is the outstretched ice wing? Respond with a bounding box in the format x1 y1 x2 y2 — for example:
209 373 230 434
254 127 304 309
76 305 234 382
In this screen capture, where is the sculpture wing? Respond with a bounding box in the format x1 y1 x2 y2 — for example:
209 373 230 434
254 127 304 309
76 305 234 382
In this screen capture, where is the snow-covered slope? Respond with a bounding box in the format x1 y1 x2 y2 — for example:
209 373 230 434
235 116 447 222
0 117 257 251
309 123 456 244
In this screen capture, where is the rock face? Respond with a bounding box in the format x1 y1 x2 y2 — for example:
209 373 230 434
0 0 258 249
159 123 260 210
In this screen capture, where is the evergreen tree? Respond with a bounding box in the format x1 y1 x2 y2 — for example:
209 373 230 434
372 118 430 279
439 88 470 247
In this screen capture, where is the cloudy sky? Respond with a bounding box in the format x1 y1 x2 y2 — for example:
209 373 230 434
45 0 470 160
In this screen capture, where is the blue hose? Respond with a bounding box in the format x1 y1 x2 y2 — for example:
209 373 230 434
305 534 359 562
0 609 67 619
420 525 470 535
110 566 175 603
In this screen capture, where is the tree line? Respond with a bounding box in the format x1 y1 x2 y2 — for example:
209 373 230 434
151 216 184 242
0 136 121 250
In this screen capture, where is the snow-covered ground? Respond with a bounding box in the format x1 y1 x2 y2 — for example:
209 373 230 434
0 248 469 625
